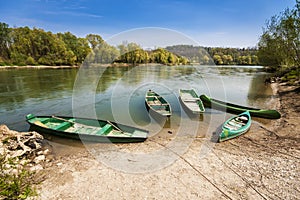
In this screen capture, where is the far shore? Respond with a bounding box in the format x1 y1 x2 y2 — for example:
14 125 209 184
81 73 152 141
0 63 266 70
0 63 170 69
0 63 146 69
0 65 80 69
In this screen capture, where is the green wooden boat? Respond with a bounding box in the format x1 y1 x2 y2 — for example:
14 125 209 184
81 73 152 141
179 89 205 114
200 94 281 119
26 114 148 143
145 90 172 117
220 111 251 142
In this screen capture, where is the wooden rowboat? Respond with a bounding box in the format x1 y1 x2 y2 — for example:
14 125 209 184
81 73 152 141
26 114 148 143
145 90 172 117
219 111 251 142
179 89 205 114
200 94 281 119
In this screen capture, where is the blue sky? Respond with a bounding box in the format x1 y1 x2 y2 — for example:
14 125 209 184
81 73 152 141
0 0 296 47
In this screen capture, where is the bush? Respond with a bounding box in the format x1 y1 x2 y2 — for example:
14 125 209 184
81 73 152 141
25 56 36 65
0 154 37 199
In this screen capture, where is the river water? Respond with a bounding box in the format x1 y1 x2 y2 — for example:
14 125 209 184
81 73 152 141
0 65 275 150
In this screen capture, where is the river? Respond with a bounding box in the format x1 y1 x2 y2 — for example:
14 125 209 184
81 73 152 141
0 65 275 151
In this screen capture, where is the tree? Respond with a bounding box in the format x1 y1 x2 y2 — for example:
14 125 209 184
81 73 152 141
8 27 77 65
0 22 10 60
258 0 300 68
213 54 223 65
93 42 119 64
86 34 104 49
58 32 91 64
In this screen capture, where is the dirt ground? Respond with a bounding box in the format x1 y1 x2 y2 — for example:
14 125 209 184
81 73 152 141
34 83 300 200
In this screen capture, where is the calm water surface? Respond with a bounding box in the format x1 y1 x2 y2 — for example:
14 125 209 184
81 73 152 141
0 65 274 151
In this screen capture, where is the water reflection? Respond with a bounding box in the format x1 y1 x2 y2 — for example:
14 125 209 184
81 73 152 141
0 65 273 133
0 68 77 109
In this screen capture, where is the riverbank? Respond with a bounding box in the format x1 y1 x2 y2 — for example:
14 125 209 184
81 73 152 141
1 82 299 199
27 82 298 199
0 65 80 69
0 63 264 70
0 63 149 69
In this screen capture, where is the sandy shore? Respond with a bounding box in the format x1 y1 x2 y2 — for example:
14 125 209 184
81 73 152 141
32 83 299 199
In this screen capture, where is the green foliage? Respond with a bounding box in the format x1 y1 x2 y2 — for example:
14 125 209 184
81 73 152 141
86 34 104 49
0 22 10 61
58 32 91 63
213 54 223 65
0 154 37 199
94 43 119 64
258 0 300 69
166 45 213 64
166 45 259 65
86 39 119 64
148 48 187 65
115 44 186 65
278 67 300 84
25 56 36 65
0 24 90 66
0 21 267 67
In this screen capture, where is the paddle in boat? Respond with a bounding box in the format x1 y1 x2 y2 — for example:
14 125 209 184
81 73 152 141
179 89 205 114
219 111 251 142
26 114 148 143
145 89 172 117
200 94 281 119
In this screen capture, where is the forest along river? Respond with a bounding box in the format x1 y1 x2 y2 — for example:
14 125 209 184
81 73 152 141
0 65 275 155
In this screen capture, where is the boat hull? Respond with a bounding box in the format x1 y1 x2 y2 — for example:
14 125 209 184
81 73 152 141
26 115 148 143
179 89 205 114
200 94 281 119
219 111 251 142
145 90 172 117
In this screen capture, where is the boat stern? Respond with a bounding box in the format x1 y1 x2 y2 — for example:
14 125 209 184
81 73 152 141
26 113 36 120
219 129 230 142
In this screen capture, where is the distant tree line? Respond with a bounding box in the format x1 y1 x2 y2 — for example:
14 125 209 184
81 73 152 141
0 22 259 67
166 45 259 65
0 24 91 66
0 23 188 66
94 42 189 65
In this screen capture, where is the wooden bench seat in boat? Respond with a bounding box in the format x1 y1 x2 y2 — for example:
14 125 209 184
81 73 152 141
224 123 238 130
96 124 113 135
53 122 73 131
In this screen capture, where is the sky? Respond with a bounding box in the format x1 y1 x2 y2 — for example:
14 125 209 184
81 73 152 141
0 0 296 48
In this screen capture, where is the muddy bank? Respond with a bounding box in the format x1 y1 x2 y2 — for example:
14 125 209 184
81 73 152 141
3 83 300 199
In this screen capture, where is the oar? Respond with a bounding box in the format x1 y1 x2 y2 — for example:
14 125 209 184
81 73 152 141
52 116 98 130
106 120 124 133
52 116 74 123
106 120 134 136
